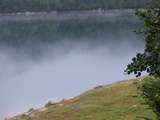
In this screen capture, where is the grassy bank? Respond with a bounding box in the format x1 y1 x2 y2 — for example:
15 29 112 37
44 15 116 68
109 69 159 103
9 79 157 120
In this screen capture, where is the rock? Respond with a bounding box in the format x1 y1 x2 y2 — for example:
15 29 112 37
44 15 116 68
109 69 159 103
38 107 48 112
94 85 103 89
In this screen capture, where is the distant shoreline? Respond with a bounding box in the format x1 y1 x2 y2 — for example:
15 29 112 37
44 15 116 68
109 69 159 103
0 9 136 22
0 9 136 16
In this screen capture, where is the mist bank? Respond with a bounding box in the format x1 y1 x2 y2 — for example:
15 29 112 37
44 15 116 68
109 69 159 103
0 42 143 120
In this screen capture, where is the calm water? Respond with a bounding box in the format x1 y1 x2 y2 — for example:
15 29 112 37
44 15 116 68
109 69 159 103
0 10 143 119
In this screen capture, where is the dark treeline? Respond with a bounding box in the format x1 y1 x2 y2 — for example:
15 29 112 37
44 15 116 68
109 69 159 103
0 0 154 13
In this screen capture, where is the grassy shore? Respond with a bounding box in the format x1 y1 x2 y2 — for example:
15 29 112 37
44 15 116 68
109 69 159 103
9 79 157 120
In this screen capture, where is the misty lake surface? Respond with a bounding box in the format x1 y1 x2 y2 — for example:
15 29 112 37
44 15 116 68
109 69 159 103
0 10 144 119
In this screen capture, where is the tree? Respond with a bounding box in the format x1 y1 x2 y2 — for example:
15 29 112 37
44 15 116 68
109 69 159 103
137 77 160 119
125 0 160 119
125 1 160 77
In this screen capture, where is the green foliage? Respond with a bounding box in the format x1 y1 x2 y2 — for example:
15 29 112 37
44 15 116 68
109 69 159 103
125 1 160 119
125 1 160 77
0 0 154 13
137 77 160 119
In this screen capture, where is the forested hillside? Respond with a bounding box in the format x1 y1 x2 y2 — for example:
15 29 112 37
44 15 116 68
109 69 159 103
0 0 154 13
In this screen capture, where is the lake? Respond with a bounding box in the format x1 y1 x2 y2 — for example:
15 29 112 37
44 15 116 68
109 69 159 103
0 10 143 119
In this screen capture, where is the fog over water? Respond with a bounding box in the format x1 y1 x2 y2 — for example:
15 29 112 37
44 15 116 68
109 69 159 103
0 10 144 119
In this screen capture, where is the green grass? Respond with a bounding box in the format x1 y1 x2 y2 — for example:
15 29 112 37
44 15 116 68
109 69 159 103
10 79 157 120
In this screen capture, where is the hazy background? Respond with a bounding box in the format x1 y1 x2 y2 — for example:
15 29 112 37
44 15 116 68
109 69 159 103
0 10 144 119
